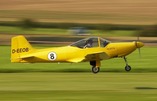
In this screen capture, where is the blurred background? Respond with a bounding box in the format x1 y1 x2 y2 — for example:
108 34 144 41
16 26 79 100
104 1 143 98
0 0 157 45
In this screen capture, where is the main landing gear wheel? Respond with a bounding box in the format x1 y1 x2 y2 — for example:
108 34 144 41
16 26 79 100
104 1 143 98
90 61 101 74
92 66 100 74
125 65 131 72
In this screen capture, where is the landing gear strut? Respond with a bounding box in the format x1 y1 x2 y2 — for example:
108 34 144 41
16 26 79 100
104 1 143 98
123 57 131 72
90 61 100 73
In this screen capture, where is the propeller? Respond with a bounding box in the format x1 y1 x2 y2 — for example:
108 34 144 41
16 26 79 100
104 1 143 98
137 36 141 57
135 36 144 57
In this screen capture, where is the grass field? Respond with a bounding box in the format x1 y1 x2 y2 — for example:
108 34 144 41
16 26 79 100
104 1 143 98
0 73 156 101
0 45 157 101
0 26 136 36
0 45 157 73
0 0 157 24
0 26 69 35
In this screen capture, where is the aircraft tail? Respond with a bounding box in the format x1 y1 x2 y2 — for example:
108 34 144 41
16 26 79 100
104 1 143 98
11 35 34 62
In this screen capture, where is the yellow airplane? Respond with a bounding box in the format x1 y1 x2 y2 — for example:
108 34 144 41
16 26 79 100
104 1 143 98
11 35 144 73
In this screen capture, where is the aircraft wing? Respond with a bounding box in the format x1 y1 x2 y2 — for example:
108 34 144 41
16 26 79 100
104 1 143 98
85 52 109 61
67 57 85 63
67 52 109 63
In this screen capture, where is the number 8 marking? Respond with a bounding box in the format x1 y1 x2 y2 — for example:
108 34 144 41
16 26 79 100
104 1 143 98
48 52 57 61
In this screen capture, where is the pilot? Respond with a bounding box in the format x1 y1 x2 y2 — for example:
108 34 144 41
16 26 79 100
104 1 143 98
103 41 108 47
84 39 93 48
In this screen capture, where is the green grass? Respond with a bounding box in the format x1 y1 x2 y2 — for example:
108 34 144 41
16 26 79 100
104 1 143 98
0 73 156 101
0 45 157 73
0 26 69 35
92 30 137 37
0 46 157 101
0 26 136 36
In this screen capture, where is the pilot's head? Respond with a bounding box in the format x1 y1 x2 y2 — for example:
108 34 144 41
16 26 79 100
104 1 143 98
87 39 93 44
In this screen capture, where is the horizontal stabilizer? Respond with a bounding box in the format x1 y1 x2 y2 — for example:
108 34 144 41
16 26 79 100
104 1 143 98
20 55 34 59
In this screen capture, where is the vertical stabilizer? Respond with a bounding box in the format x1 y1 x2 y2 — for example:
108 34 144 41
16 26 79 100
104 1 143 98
11 35 34 62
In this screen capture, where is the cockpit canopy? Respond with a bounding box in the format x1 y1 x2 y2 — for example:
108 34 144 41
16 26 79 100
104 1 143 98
70 37 110 48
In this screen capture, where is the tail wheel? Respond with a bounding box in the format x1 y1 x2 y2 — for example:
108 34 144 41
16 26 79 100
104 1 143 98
92 66 100 74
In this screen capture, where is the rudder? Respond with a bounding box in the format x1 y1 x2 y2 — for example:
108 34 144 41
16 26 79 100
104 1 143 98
11 35 34 62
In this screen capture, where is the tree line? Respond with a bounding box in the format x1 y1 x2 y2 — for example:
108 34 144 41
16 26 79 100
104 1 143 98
0 18 156 37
